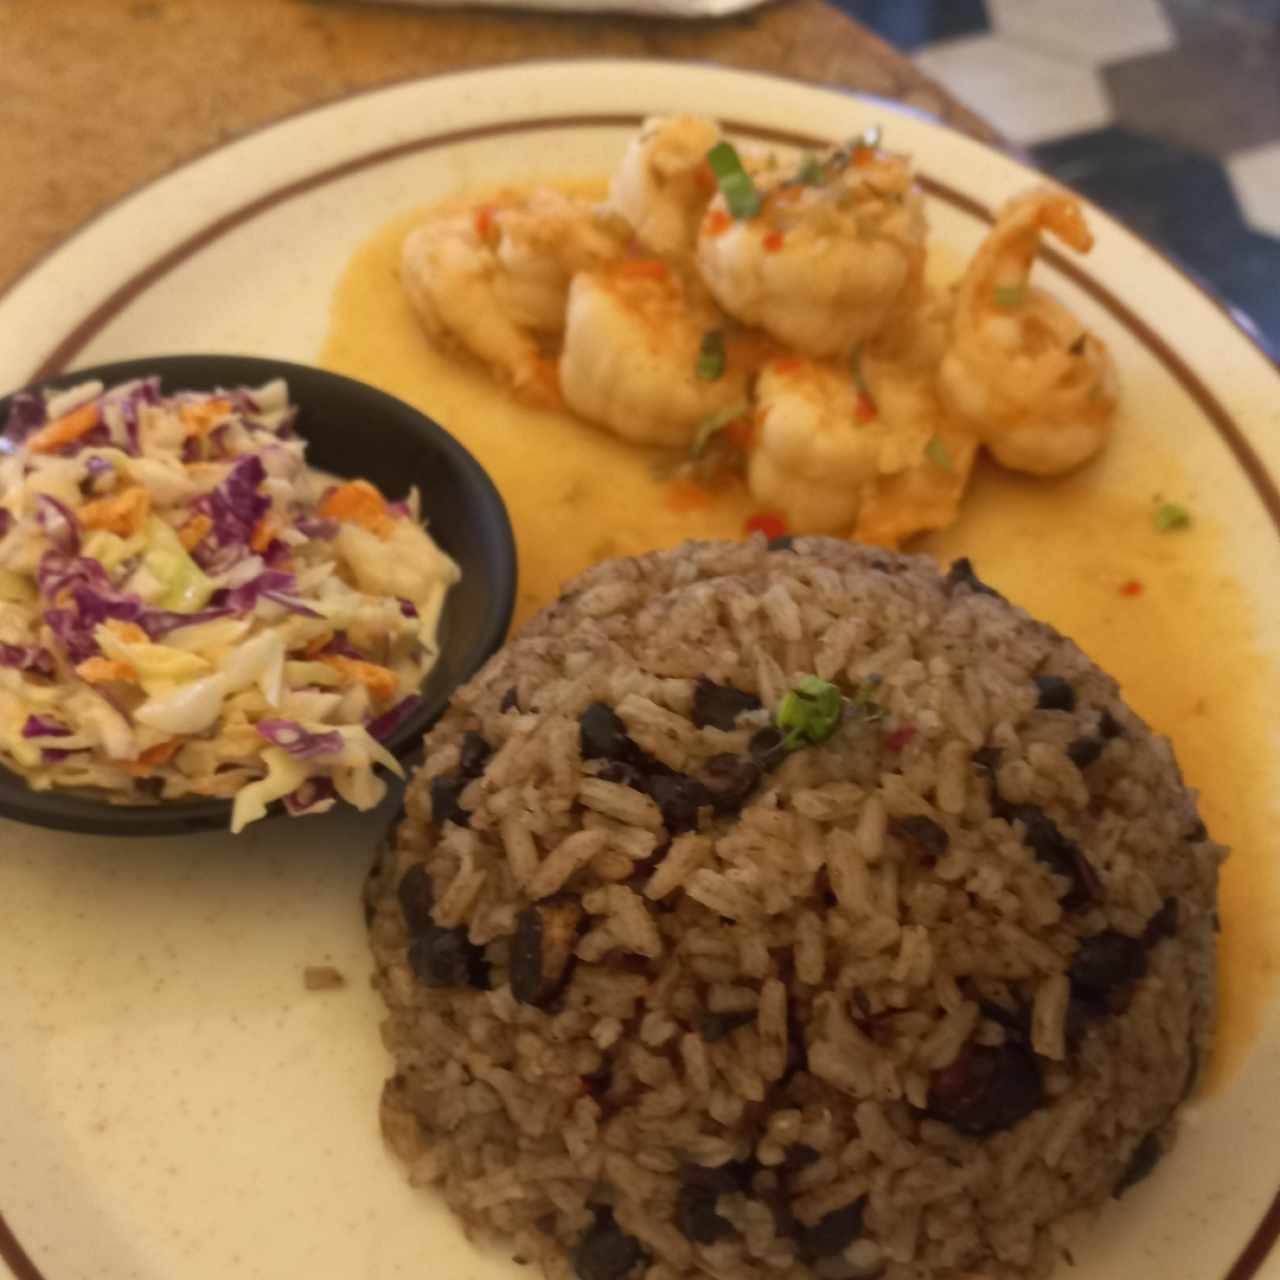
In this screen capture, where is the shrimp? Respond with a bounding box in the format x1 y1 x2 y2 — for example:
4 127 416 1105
558 261 751 448
604 115 723 258
852 291 981 545
937 186 1118 476
746 356 903 534
695 140 928 358
401 187 624 404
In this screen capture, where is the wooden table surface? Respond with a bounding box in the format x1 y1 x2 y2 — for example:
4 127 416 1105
0 0 999 296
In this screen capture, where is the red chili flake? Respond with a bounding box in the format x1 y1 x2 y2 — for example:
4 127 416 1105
884 725 916 751
855 392 878 423
704 208 733 238
762 230 785 252
472 205 497 241
745 511 788 540
1119 579 1143 597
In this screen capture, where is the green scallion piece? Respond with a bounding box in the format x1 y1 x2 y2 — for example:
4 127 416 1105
850 347 867 393
925 434 955 473
706 141 761 220
696 329 726 381
775 675 845 751
690 400 750 458
994 284 1026 308
1154 502 1192 532
796 153 825 185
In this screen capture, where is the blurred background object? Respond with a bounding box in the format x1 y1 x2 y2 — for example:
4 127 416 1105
835 0 1280 356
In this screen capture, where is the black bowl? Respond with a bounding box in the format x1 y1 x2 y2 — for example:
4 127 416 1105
0 354 516 835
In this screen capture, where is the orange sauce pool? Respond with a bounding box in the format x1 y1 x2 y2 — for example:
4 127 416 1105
321 200 1280 1091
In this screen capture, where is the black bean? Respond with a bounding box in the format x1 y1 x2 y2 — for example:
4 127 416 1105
890 815 950 860
1099 708 1124 739
692 677 763 731
511 898 583 1006
1067 736 1104 769
582 1065 613 1100
408 925 489 990
396 863 435 934
1069 930 1147 1000
572 1210 648 1280
925 1041 1044 1136
700 753 762 816
767 534 797 552
579 702 632 761
674 1171 737 1245
646 772 713 835
946 557 1004 600
599 759 649 790
750 726 787 772
500 686 520 713
1065 993 1102 1050
458 730 492 777
1034 675 1076 712
781 1143 821 1174
1142 897 1179 947
1113 1132 1163 1198
430 771 471 828
700 1009 756 1042
1003 803 1101 908
795 1198 867 1260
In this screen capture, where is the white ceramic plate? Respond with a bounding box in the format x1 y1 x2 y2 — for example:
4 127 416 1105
2 60 1279 1280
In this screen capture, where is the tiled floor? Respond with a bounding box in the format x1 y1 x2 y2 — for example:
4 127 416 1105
836 0 1280 356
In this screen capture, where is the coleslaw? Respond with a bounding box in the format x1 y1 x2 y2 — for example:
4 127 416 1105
0 375 459 832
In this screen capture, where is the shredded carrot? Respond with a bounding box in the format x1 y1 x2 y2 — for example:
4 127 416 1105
250 517 276 554
318 480 394 540
103 620 148 644
124 737 186 776
302 630 335 659
664 481 712 513
179 398 232 439
702 208 732 238
853 145 877 168
26 402 101 455
79 486 150 537
75 657 137 684
316 653 400 702
762 230 785 253
771 356 806 375
616 258 670 281
178 513 213 551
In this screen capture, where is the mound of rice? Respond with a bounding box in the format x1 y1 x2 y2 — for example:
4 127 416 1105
366 537 1223 1280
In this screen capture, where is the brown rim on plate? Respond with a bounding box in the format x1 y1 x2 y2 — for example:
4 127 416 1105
3 105 1277 1280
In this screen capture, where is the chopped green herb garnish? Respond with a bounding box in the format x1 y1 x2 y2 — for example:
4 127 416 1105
1154 502 1192 532
925 434 955 473
994 284 1026 308
690 400 750 458
850 347 867 393
706 141 761 220
696 329 726 381
796 152 826 185
776 676 845 751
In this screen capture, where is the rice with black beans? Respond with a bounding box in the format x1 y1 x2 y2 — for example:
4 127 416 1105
366 537 1223 1280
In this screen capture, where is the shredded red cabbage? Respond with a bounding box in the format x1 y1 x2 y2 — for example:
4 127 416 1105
255 718 344 758
321 632 365 660
81 455 116 494
296 516 338 541
22 714 72 739
35 494 81 555
398 597 419 619
283 776 336 815
139 605 236 640
41 747 84 764
3 391 45 445
38 551 145 662
215 568 319 618
0 643 57 679
189 454 269 569
366 694 423 742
